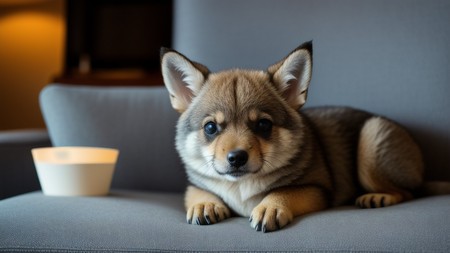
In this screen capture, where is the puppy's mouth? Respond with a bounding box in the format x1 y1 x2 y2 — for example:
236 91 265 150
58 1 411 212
215 165 261 179
211 150 262 179
223 169 248 178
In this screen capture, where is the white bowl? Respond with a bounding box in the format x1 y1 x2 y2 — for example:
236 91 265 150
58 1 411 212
32 146 119 196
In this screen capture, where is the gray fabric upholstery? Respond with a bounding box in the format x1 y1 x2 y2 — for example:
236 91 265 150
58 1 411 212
173 0 450 180
1 191 449 252
40 85 186 192
0 129 50 199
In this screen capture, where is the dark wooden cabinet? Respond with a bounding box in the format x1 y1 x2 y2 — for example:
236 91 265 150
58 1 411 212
55 0 172 86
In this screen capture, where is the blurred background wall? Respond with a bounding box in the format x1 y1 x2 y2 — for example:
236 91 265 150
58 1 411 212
0 0 65 130
0 0 171 131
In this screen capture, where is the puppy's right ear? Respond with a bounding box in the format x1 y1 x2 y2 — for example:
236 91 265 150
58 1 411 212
160 48 209 113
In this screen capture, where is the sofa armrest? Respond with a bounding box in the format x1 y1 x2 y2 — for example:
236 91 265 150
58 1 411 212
0 129 51 200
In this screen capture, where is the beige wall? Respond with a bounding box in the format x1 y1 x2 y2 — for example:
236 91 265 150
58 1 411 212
0 0 65 130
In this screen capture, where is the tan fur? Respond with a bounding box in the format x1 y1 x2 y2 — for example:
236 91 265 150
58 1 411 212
160 41 444 233
356 117 424 207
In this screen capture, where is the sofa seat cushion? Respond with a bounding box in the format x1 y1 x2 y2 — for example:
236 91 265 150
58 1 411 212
1 191 449 252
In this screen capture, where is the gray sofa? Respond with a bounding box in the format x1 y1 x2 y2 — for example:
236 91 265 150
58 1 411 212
1 0 450 252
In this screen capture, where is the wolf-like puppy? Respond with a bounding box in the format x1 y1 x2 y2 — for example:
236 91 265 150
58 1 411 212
160 41 439 232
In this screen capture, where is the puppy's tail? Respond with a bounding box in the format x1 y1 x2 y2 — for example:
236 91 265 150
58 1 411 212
417 181 450 197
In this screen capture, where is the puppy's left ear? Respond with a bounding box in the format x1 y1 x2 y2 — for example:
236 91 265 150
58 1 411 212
160 48 209 113
268 41 313 110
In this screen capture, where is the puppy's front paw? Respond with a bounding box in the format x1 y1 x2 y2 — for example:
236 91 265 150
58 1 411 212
250 204 293 232
186 202 231 225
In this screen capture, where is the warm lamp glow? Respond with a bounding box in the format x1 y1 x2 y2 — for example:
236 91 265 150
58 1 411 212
0 11 63 65
0 0 64 130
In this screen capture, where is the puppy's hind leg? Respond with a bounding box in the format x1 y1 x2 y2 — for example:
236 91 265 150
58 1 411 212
356 117 424 208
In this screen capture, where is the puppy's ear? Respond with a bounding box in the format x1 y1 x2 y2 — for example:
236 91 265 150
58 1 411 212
268 41 313 110
161 48 209 113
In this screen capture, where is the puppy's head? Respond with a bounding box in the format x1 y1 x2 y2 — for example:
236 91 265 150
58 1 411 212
161 42 312 181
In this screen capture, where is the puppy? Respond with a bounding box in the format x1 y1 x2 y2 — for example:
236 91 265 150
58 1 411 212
160 41 448 232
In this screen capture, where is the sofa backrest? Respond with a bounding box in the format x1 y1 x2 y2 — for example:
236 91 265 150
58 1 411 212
39 1 450 193
173 0 450 180
40 85 186 192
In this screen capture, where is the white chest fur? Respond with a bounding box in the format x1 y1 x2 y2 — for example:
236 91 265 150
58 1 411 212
189 172 277 217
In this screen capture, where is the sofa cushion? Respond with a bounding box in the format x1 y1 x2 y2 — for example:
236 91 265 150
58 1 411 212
1 192 449 252
40 84 186 192
0 129 51 199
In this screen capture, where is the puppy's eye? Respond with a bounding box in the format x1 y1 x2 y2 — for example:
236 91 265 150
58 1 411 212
256 119 273 134
204 122 218 135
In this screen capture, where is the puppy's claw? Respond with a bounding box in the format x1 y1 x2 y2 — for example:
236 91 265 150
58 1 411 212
215 212 220 222
254 222 262 232
262 224 267 233
205 215 211 225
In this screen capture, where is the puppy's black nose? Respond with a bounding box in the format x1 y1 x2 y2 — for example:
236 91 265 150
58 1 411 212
227 150 248 167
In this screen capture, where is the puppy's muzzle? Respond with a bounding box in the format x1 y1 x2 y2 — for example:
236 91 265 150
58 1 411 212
225 149 249 177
